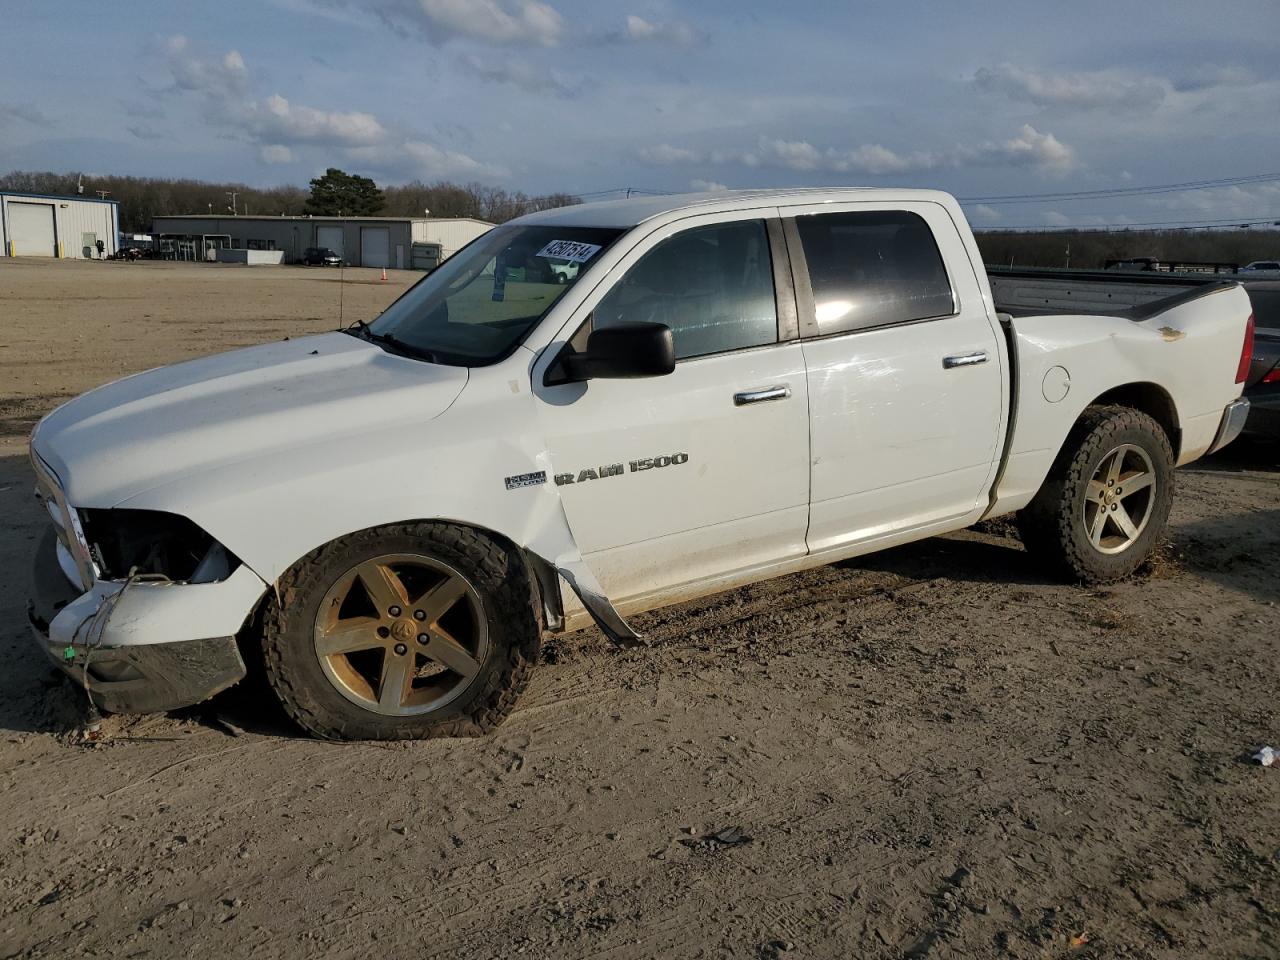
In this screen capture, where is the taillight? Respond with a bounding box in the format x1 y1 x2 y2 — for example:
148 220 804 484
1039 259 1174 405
1236 313 1254 384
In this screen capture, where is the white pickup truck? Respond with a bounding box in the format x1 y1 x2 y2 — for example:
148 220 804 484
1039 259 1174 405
28 188 1255 740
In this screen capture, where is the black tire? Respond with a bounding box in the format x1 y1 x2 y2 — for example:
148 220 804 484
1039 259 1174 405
262 523 540 740
1016 405 1174 583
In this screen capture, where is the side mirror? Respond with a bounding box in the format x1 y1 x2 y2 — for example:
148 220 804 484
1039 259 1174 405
555 321 675 383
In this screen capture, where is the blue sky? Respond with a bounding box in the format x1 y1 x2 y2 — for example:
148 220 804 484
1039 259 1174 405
3 0 1279 227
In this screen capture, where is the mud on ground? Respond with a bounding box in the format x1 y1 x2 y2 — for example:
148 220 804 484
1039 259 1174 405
0 258 1276 959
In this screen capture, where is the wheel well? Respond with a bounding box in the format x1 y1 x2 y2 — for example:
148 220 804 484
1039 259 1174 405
1089 383 1180 457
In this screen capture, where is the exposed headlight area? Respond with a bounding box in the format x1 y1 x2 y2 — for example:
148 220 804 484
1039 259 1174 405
31 449 237 587
78 508 239 583
31 449 97 591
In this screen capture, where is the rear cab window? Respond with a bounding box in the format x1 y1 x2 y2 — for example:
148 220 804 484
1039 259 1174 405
792 210 955 336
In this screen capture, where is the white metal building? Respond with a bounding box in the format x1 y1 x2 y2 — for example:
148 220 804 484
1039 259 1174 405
150 215 493 268
417 218 494 259
1 192 119 259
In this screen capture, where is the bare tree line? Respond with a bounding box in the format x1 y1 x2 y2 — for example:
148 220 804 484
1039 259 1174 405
0 170 580 232
4 169 1277 267
976 228 1280 270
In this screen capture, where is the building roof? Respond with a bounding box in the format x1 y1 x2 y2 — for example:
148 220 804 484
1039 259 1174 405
510 187 956 229
152 214 496 226
153 214 428 223
1 190 119 206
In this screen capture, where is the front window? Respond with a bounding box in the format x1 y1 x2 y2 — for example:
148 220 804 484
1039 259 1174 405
362 225 622 365
592 219 778 360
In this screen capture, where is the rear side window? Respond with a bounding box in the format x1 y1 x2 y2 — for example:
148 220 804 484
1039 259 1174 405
593 219 777 360
795 210 954 336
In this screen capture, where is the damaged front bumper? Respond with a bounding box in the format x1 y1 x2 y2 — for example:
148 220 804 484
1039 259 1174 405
27 528 256 714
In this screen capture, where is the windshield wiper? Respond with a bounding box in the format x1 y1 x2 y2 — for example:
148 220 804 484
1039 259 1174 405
344 321 439 363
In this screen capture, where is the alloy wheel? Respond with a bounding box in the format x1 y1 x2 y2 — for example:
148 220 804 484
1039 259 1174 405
312 554 488 716
1083 444 1157 555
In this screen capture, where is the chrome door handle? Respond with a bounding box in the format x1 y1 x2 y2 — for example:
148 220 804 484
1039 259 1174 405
943 351 988 369
733 384 791 406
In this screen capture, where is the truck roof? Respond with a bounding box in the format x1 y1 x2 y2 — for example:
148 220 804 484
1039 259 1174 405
512 187 957 229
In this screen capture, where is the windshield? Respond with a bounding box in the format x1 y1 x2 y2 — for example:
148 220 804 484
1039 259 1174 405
362 224 623 365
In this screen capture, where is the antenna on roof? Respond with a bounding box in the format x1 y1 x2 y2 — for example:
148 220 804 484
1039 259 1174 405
76 174 83 196
337 209 346 330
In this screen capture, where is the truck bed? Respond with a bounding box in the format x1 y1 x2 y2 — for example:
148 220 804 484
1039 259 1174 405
987 266 1232 319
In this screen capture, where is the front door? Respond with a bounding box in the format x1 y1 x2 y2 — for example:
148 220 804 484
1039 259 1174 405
533 214 811 607
786 202 1006 553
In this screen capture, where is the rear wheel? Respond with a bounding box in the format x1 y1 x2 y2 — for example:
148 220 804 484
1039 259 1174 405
262 523 540 740
1016 405 1174 583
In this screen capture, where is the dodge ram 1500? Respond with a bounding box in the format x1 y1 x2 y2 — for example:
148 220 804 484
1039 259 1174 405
28 189 1255 739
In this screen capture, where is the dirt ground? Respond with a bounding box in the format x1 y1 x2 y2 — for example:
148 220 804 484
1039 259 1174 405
0 258 1276 960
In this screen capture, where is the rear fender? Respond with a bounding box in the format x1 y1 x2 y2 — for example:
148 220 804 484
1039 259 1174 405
987 283 1252 516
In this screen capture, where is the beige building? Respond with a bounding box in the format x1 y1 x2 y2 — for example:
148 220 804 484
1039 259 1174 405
1 192 118 259
150 214 493 268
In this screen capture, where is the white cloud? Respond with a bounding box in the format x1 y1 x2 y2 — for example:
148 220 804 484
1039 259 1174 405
252 94 386 146
639 143 702 164
974 63 1167 109
127 124 167 141
345 140 509 180
969 204 1002 223
645 126 1075 177
460 53 579 96
161 37 500 181
974 124 1074 175
376 0 564 46
690 178 729 192
0 102 47 126
1043 211 1071 226
259 143 295 164
166 36 252 97
624 14 699 46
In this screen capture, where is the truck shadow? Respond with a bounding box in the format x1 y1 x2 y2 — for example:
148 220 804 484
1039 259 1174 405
1184 435 1280 475
841 527 1056 588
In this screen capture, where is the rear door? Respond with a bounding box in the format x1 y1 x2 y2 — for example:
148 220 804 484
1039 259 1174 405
785 202 1005 552
533 214 811 606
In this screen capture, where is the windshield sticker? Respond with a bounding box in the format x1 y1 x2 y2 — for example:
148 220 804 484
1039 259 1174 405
536 240 602 264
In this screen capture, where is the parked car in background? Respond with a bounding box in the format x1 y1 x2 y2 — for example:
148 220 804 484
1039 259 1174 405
1242 281 1280 437
1241 260 1280 275
301 246 344 267
547 258 580 284
28 188 1254 740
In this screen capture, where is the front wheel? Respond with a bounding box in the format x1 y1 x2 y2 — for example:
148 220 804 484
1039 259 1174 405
262 523 540 740
1016 405 1175 583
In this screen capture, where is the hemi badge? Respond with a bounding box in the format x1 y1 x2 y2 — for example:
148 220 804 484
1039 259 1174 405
504 471 547 491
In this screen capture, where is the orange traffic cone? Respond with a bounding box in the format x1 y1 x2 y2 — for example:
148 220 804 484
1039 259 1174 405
380 267 388 281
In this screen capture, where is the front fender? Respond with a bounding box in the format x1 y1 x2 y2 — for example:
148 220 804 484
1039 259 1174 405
116 359 639 644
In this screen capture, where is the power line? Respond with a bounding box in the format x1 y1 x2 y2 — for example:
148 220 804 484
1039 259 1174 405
960 171 1280 206
982 213 1280 232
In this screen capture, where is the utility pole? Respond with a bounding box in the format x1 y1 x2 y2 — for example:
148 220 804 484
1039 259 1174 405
1065 240 1071 269
226 191 239 216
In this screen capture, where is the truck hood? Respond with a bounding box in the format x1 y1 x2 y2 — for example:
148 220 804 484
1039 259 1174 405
33 332 469 507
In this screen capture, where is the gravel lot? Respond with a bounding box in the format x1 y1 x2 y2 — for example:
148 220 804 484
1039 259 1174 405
1 258 1276 959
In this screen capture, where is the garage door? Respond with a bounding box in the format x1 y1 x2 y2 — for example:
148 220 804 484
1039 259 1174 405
316 225 344 259
360 227 390 269
8 201 56 257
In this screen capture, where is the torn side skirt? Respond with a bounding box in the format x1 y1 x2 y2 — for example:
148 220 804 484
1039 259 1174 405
555 558 644 647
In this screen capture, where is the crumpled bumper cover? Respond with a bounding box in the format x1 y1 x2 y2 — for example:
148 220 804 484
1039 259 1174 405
27 528 246 714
